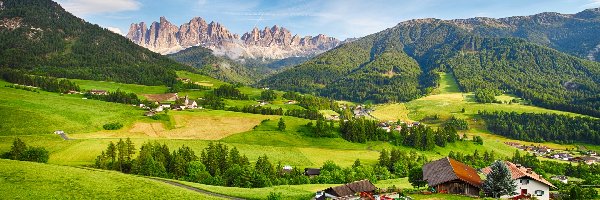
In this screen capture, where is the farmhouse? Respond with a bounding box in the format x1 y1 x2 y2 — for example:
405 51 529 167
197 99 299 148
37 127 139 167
582 156 597 165
482 161 554 200
176 78 191 83
304 168 320 177
255 100 268 106
317 179 377 199
66 90 80 94
89 89 108 95
422 157 482 196
144 111 156 117
550 175 568 184
53 130 64 135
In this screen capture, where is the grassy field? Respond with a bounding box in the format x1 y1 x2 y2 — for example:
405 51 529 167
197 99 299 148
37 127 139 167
365 73 594 160
71 79 168 95
371 103 411 122
1 71 598 199
0 159 224 199
71 110 273 140
176 71 227 88
172 178 412 200
0 80 144 136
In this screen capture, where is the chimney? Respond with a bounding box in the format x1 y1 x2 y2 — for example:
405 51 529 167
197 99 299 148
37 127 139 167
526 168 532 174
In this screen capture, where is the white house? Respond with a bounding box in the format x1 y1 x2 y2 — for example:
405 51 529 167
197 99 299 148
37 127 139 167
183 95 198 109
482 161 554 200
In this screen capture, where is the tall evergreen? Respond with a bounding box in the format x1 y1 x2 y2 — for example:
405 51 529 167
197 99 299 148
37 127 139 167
483 161 517 198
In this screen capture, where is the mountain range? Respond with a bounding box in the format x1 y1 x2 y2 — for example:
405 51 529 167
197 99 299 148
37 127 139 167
126 17 342 60
260 8 600 117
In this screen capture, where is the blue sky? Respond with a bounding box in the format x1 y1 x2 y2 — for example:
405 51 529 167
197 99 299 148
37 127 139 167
56 0 600 39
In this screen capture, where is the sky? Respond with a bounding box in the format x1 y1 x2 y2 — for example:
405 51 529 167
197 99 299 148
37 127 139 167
55 0 600 39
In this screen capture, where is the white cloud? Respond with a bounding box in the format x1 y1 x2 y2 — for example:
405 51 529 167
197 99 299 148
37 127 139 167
106 26 124 35
586 0 600 7
56 0 141 16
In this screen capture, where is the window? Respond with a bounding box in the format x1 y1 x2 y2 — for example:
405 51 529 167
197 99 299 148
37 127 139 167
520 179 530 185
535 190 544 196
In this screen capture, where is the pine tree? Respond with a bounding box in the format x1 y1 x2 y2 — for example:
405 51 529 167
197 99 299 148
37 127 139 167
277 118 286 131
483 161 517 198
352 159 362 168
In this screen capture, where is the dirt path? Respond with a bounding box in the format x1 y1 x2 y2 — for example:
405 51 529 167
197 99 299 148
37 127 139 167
58 133 71 140
148 178 245 200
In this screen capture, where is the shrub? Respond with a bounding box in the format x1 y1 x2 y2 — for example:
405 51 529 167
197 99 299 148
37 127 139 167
103 122 124 130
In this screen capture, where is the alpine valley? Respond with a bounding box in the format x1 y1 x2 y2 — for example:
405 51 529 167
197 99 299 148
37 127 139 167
1 0 600 200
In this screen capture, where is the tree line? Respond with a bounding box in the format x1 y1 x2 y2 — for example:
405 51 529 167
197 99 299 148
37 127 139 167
480 111 600 145
84 89 142 105
1 138 49 163
225 105 323 120
1 69 79 93
283 92 340 111
94 141 404 188
213 85 249 100
169 81 210 93
339 118 462 151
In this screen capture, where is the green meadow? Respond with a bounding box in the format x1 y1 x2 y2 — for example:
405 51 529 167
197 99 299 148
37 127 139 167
0 80 144 136
71 79 169 95
1 71 597 199
0 159 224 199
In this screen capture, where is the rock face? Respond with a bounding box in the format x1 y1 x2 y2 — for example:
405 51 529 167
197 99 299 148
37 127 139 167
126 16 341 59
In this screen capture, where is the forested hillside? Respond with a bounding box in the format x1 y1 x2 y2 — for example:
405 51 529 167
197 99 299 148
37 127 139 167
0 0 192 86
168 46 270 84
261 12 600 117
453 8 600 61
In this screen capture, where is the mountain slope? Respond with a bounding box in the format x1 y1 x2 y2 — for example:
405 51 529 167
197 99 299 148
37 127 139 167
0 0 192 86
168 46 271 84
261 12 600 117
449 8 600 61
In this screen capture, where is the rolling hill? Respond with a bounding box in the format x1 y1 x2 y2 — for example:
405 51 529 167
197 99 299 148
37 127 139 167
0 159 223 199
0 0 192 86
168 46 271 84
260 9 600 117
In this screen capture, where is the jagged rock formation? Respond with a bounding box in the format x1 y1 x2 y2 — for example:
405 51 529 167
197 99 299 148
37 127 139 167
126 17 341 59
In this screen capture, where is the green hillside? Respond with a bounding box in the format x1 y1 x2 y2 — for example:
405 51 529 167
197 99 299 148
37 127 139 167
0 0 192 86
261 14 600 117
0 80 144 136
0 159 224 199
169 46 271 84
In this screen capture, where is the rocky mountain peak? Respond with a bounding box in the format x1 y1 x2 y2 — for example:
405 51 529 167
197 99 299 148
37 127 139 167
127 17 341 59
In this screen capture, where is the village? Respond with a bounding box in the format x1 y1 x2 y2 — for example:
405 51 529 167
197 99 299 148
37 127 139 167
504 142 599 165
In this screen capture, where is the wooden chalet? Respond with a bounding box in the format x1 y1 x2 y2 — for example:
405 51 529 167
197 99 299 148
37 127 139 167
422 157 482 196
304 168 321 177
319 179 377 199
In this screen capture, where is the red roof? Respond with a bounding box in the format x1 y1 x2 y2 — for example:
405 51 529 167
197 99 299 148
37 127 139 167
423 157 482 188
481 161 554 188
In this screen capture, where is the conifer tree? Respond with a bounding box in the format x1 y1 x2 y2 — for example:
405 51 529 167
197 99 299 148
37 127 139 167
483 161 517 198
277 118 286 131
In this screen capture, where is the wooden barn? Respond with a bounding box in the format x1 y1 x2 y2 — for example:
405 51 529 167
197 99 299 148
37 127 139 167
422 157 482 196
318 179 377 199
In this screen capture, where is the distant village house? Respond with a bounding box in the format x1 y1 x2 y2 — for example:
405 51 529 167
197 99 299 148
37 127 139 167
90 89 108 95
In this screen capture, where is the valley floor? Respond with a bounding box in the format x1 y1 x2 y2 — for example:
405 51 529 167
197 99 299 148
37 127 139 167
0 72 596 199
